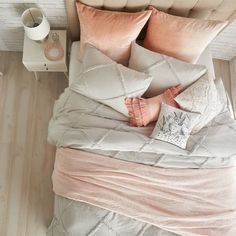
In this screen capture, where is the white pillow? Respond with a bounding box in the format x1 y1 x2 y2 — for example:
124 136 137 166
150 103 199 149
175 74 224 132
129 43 207 97
70 44 152 116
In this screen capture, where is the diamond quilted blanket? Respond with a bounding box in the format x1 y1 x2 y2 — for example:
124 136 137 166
47 87 236 236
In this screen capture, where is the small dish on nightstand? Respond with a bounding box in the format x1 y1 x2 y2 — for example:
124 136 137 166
44 32 64 61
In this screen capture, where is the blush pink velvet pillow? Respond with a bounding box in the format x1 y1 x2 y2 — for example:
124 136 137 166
143 7 228 63
76 2 151 65
125 85 183 127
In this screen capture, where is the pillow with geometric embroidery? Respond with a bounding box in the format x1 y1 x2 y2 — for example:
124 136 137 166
150 103 199 149
175 73 224 133
129 43 207 97
69 44 152 116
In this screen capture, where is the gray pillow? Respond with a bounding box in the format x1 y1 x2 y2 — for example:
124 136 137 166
129 43 207 97
70 44 152 116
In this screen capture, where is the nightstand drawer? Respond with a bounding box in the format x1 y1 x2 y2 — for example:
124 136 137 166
23 61 67 72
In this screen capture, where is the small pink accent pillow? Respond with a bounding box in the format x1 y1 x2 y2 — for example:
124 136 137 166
143 7 228 63
76 2 151 65
125 85 183 127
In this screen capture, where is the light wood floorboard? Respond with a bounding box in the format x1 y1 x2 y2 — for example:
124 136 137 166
0 51 67 236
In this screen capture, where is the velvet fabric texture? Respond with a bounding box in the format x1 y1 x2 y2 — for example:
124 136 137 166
52 148 236 236
125 85 182 127
143 7 228 63
76 2 151 65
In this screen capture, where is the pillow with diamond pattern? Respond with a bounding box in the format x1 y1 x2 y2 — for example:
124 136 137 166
69 44 152 116
129 43 207 97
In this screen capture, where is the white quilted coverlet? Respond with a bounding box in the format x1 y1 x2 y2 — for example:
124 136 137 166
47 78 236 236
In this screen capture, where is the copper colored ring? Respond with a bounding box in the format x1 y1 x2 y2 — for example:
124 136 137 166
44 43 64 61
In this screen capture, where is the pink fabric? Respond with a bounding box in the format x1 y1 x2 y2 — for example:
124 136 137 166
143 7 228 63
76 2 151 65
125 85 182 127
53 148 236 236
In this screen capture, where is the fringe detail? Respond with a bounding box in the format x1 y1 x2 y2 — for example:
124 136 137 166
163 85 183 108
125 97 149 127
125 85 183 127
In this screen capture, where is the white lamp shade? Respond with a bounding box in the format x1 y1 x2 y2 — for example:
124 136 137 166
21 8 50 41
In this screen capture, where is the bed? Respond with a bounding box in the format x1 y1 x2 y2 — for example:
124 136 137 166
47 1 236 235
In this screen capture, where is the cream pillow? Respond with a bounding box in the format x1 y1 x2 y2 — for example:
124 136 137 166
175 74 224 132
129 43 207 97
151 103 199 149
70 44 152 116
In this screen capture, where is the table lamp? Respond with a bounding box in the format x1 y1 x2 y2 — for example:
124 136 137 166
21 8 50 41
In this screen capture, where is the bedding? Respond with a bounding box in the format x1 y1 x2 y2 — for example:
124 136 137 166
47 83 236 235
48 42 236 236
129 43 207 97
51 148 236 236
76 2 151 64
143 7 228 63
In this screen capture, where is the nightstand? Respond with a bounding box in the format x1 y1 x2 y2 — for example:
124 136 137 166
22 30 67 80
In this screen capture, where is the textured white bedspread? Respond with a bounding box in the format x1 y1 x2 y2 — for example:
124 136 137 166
47 85 236 236
48 88 236 169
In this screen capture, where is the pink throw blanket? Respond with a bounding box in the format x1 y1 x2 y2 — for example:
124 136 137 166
52 148 236 236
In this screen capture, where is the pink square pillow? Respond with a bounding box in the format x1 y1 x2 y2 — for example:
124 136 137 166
76 2 151 65
143 7 228 63
125 85 183 127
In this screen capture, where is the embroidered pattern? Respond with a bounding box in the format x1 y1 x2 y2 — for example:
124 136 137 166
151 104 197 149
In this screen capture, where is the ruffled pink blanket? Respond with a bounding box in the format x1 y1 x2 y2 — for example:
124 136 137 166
52 148 236 236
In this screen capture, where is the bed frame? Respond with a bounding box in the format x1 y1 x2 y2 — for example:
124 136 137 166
65 0 236 41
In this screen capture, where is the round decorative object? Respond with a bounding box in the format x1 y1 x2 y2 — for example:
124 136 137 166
44 32 64 61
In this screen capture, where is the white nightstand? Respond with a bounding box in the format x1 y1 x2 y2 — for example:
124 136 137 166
22 30 67 80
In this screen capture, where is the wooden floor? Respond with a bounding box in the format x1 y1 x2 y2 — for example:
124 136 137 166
0 51 67 236
0 52 233 236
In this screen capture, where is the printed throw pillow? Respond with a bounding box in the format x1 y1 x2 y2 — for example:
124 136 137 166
150 104 199 149
76 2 151 65
69 44 152 117
143 7 228 63
125 85 183 127
174 74 224 132
129 43 207 97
